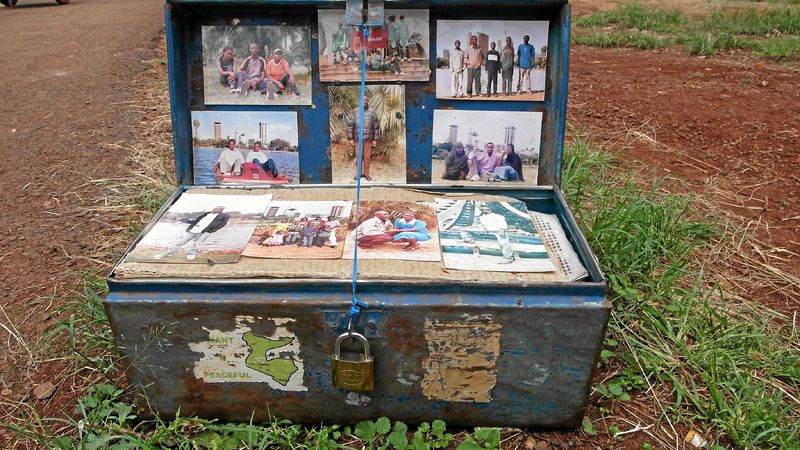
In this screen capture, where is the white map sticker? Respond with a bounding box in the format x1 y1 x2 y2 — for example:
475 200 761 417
190 316 307 391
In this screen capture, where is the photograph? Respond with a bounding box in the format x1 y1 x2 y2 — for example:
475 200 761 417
242 201 354 259
342 201 440 262
431 109 542 185
434 199 555 272
344 0 384 26
191 111 299 186
126 191 273 264
436 20 549 101
329 85 407 184
318 9 430 82
201 25 312 105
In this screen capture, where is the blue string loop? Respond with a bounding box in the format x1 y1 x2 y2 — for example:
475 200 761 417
348 26 369 328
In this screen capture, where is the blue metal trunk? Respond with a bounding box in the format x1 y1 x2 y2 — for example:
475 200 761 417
104 0 611 427
106 280 608 426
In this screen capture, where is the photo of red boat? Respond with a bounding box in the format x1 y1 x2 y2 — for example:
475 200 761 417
215 162 292 185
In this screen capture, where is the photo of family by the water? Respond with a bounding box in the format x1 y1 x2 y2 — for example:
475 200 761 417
343 201 440 262
201 25 311 105
434 199 555 272
191 111 299 186
436 20 549 101
329 85 407 184
127 191 273 264
318 9 430 82
432 110 542 185
242 201 353 259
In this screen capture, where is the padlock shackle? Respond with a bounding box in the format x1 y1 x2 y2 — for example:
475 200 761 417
334 331 370 359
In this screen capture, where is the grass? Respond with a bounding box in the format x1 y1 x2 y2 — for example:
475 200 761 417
701 7 800 36
573 2 687 33
757 36 800 57
562 137 799 448
573 31 673 50
573 1 800 58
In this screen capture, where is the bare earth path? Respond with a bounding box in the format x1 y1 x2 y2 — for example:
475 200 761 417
0 0 163 390
569 45 800 311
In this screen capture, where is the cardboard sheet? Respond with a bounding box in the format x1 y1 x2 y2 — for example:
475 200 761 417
114 187 570 283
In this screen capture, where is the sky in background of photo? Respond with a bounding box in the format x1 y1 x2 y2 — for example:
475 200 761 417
160 192 273 215
436 20 549 57
432 110 542 152
260 200 353 220
191 111 298 146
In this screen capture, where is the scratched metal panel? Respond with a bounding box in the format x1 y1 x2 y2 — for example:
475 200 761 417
112 0 610 428
165 1 570 186
105 287 608 427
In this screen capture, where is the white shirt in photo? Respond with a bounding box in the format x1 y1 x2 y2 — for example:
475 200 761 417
218 149 244 167
479 213 507 233
245 150 268 163
354 217 392 238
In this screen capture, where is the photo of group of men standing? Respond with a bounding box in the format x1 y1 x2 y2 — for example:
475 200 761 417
437 20 549 101
449 34 539 98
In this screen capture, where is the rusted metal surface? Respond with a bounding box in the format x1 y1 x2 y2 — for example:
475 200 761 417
106 288 609 426
105 0 611 428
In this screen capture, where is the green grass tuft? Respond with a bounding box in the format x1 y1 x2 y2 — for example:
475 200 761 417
44 275 119 378
562 136 800 449
757 36 800 57
575 2 800 58
701 7 800 36
573 2 687 33
573 31 673 50
680 32 758 56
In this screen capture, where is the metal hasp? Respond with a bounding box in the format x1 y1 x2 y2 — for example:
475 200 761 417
332 332 375 391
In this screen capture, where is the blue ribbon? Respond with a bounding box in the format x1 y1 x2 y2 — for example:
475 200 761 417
348 26 370 326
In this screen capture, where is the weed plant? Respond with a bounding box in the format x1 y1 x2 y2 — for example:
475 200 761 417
574 1 800 58
573 2 686 33
573 31 672 50
562 137 800 448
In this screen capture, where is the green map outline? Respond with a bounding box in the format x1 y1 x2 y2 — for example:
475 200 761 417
242 331 298 386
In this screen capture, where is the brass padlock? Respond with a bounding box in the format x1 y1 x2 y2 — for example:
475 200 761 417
332 332 374 391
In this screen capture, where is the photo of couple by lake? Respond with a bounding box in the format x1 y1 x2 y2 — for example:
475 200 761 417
191 111 299 186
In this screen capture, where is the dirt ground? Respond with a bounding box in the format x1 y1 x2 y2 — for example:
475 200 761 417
0 0 798 447
568 45 800 312
0 0 164 369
